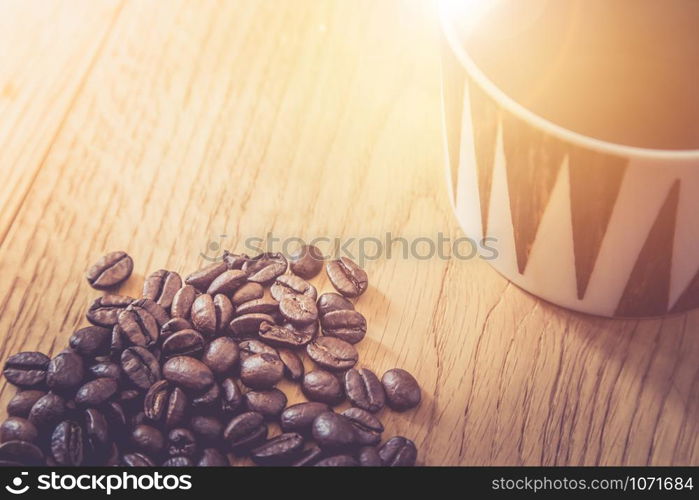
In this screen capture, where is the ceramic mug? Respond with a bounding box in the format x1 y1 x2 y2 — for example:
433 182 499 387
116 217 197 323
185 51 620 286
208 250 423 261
439 1 699 317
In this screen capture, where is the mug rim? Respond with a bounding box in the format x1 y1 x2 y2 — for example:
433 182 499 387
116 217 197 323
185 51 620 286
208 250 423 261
439 3 699 161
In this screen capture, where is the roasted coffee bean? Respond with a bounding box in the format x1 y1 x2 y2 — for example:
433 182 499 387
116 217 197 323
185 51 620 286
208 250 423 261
302 370 344 405
201 337 239 376
231 282 264 307
167 428 197 457
190 416 223 444
220 378 243 414
278 348 304 381
222 251 250 270
50 420 84 466
86 294 133 327
3 351 49 388
223 411 267 452
70 325 112 357
312 412 357 450
238 340 277 361
88 361 121 380
316 292 354 316
0 417 38 443
197 448 228 466
229 313 276 337
289 244 324 279
171 285 197 319
163 356 214 392
207 269 247 296
378 436 417 466
240 353 283 389
185 261 227 292
144 380 187 429
244 389 287 418
121 452 155 466
291 445 323 466
117 305 159 347
280 402 330 434
131 297 170 328
270 275 317 301
235 297 279 316
0 440 44 465
279 293 318 326
46 352 84 391
341 407 383 445
321 309 366 344
259 321 315 348
86 251 133 290
28 393 66 429
163 456 193 466
143 269 182 310
84 408 109 453
7 390 46 418
358 445 382 466
343 368 385 413
213 294 234 333
191 294 233 337
121 346 160 390
162 329 206 359
161 317 193 339
110 325 124 356
191 382 220 408
315 454 358 467
242 253 288 284
75 378 117 407
306 337 358 371
381 368 421 411
251 432 304 465
326 257 368 298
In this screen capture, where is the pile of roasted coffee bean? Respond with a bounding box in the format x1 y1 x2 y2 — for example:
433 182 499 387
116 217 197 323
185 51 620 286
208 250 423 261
0 247 421 466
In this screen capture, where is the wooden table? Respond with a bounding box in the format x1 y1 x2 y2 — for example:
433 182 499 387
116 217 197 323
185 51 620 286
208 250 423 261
0 0 697 466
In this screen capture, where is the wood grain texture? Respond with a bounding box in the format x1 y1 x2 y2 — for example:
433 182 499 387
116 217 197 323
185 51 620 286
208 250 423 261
0 0 697 466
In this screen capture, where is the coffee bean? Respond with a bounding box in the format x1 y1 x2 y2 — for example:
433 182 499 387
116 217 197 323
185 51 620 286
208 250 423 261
161 317 193 339
110 325 124 356
130 298 170 328
130 424 164 455
244 388 287 418
7 390 46 418
201 337 239 376
50 420 84 466
220 378 243 414
235 297 279 316
86 294 133 327
206 269 247 296
0 440 45 465
278 348 304 381
163 356 214 392
70 326 112 357
316 292 354 316
312 412 357 450
270 274 317 301
86 251 133 290
46 352 85 391
325 257 368 298
121 452 155 466
251 432 304 465
191 294 232 336
302 370 344 405
341 407 383 445
306 337 358 371
381 368 421 411
190 416 223 444
315 454 358 467
291 445 323 466
358 445 381 466
0 417 38 443
3 351 49 388
197 448 228 466
143 269 182 310
192 382 220 408
289 244 324 279
343 368 385 413
84 408 109 454
167 428 197 457
171 285 197 319
239 353 283 389
75 378 118 407
121 346 160 390
163 456 194 466
378 436 417 466
231 282 264 307
223 411 267 452
185 261 227 292
222 251 250 270
242 253 288 284
279 294 318 325
28 393 66 429
162 329 206 359
229 313 276 337
117 305 159 347
320 309 366 344
259 321 315 348
280 402 330 434
238 340 277 362
144 380 187 429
